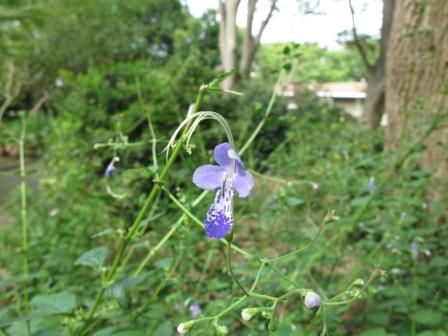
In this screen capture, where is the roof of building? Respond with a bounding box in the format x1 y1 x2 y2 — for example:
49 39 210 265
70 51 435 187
281 81 368 99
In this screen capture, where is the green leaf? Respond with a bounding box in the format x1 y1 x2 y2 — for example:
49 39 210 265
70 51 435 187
30 291 76 315
286 197 304 207
208 69 236 88
153 321 173 336
106 282 129 309
417 330 447 336
359 328 392 336
75 246 108 270
367 312 389 326
93 327 144 336
415 309 443 326
154 257 172 270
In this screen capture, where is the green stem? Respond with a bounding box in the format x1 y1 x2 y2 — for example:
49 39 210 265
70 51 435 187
226 232 249 295
80 85 208 333
133 218 183 276
264 216 326 264
249 263 265 292
239 74 282 155
19 115 31 336
265 263 302 291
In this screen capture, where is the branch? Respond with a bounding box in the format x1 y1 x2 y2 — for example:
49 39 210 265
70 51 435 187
246 0 257 40
254 0 278 46
348 0 373 73
0 62 22 122
30 90 50 115
218 0 226 59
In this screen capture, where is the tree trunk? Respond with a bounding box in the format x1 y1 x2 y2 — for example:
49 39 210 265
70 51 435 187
239 0 257 78
358 0 394 128
218 0 239 90
364 72 385 128
218 0 277 89
386 0 448 196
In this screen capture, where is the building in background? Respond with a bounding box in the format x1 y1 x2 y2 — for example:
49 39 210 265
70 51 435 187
282 81 368 119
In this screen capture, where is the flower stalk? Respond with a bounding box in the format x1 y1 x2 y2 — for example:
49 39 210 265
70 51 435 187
19 114 31 336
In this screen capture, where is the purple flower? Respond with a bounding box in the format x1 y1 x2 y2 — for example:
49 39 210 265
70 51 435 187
367 177 376 193
193 143 254 239
189 301 202 318
104 157 119 177
104 163 116 177
410 241 418 260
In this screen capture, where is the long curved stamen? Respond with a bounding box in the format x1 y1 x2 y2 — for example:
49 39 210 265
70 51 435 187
163 111 235 160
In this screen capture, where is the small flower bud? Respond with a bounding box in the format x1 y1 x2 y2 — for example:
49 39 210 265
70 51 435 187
241 308 258 321
304 291 321 309
351 278 365 287
177 321 194 335
261 310 273 319
215 325 228 335
324 210 340 224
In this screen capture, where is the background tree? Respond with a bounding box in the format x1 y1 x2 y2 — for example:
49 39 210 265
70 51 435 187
385 0 448 198
218 0 278 89
348 0 395 129
257 42 367 83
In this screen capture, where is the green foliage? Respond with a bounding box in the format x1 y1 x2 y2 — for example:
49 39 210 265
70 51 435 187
0 1 447 336
257 42 367 82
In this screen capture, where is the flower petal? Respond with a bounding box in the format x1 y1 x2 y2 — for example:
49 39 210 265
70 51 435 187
234 170 254 198
205 182 234 239
227 148 245 170
192 165 226 190
213 142 232 166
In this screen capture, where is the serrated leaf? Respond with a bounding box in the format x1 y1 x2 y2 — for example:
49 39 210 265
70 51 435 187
75 247 108 270
30 291 76 315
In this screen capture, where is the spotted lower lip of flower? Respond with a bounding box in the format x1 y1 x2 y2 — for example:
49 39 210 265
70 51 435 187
192 142 254 239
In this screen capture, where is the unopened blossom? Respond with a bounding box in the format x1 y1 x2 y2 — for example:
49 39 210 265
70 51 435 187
241 308 259 321
193 143 254 239
304 291 321 309
177 321 195 335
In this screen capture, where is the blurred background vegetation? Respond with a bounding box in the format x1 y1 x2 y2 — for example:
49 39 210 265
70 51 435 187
0 0 447 335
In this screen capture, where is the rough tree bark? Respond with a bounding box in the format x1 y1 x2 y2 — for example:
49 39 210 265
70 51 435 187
218 0 277 89
349 0 395 129
386 0 448 197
